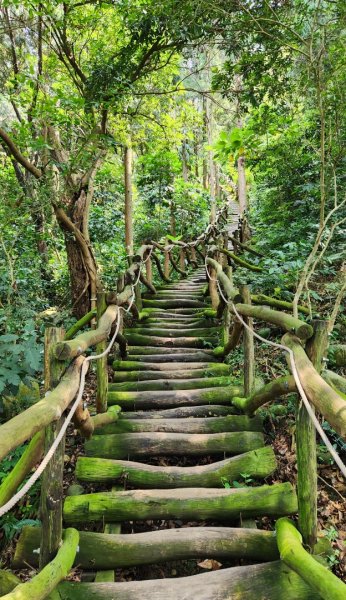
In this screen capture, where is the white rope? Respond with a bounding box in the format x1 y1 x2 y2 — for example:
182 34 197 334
205 261 346 479
0 307 122 518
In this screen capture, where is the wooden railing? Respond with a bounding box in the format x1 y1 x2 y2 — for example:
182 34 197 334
1 202 346 599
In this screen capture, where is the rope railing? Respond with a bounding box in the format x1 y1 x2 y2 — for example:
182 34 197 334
0 204 228 516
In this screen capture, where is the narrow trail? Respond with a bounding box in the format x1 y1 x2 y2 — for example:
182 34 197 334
15 270 316 598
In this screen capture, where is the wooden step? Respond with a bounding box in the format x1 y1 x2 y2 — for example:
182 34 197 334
129 327 219 338
126 353 218 363
85 430 264 459
98 414 262 434
76 447 276 487
15 525 278 569
124 405 237 419
63 483 298 524
107 386 243 408
142 299 207 309
54 561 315 599
109 376 233 391
126 346 215 355
112 361 229 373
125 333 216 348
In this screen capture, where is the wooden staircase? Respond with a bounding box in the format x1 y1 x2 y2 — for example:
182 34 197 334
14 268 320 599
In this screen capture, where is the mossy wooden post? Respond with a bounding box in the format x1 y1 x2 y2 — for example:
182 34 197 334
240 285 254 396
296 320 328 551
40 327 65 569
96 292 108 414
223 267 232 348
179 248 185 273
164 242 170 279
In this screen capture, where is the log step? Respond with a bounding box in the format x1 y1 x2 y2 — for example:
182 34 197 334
124 405 237 419
97 414 262 434
112 361 229 373
109 376 234 391
107 386 243 409
63 483 298 524
125 333 217 348
127 346 215 355
53 562 317 599
76 447 276 487
129 327 220 338
126 354 219 363
14 525 279 569
142 299 207 309
85 430 264 458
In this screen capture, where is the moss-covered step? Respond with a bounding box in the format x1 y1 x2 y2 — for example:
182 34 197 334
140 310 202 318
63 482 298 525
85 430 263 459
128 355 219 365
107 386 243 409
14 525 279 570
128 327 220 338
125 333 217 348
50 563 309 600
142 299 207 309
109 376 235 392
112 361 230 374
126 345 214 355
124 405 237 419
142 319 215 327
97 414 262 434
76 447 276 488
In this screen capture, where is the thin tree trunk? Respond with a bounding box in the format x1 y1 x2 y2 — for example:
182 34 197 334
124 145 133 257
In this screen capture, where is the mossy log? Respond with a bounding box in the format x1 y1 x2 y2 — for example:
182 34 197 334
322 370 346 395
218 247 263 272
152 290 203 298
151 251 170 282
126 345 214 355
205 257 242 302
64 482 297 525
0 430 44 507
142 299 207 309
139 271 157 295
282 333 346 437
53 562 319 599
251 294 309 316
109 376 233 391
107 386 243 409
64 309 97 340
0 572 20 596
125 333 216 348
276 518 345 600
0 356 85 462
126 354 218 364
1 528 78 600
214 317 243 357
54 305 118 360
235 304 313 340
85 430 263 459
228 234 265 257
135 319 215 328
328 344 346 367
96 414 262 434
15 525 278 570
77 446 275 488
129 327 219 338
232 375 297 415
113 367 230 382
112 361 228 374
124 404 237 419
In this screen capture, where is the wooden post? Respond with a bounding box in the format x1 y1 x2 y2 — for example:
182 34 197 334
145 256 153 286
179 249 186 272
191 246 197 264
240 285 255 396
296 320 329 551
164 242 170 279
40 327 65 568
223 267 232 347
96 292 108 414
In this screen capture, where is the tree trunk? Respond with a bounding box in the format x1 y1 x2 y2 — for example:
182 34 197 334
124 145 133 257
